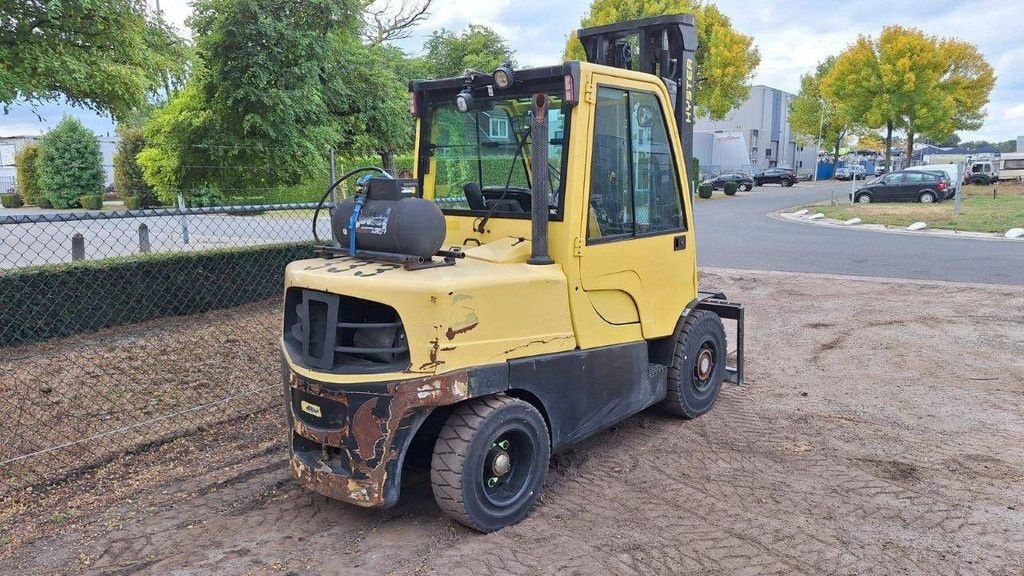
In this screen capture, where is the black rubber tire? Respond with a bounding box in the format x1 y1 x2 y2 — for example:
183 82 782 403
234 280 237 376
919 191 936 204
783 179 794 187
855 192 872 204
664 309 727 419
744 184 753 191
431 394 550 532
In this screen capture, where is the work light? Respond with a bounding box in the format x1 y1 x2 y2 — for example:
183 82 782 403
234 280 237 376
456 87 474 112
493 64 515 89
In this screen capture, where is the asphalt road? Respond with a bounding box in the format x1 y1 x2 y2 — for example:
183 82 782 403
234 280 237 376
694 180 1024 285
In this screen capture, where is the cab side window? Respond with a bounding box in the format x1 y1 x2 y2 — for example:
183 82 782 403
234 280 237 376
588 88 634 239
588 87 685 241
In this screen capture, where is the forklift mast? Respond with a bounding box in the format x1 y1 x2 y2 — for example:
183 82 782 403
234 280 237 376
577 14 699 173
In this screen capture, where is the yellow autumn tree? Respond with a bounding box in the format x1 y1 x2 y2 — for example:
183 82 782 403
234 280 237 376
823 26 994 169
564 0 759 119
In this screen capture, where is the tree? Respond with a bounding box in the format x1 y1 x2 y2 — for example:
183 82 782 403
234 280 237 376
822 26 994 169
361 0 432 47
0 0 187 119
14 143 43 205
36 118 105 208
790 57 859 176
564 0 760 119
139 0 411 201
114 128 159 207
420 25 515 79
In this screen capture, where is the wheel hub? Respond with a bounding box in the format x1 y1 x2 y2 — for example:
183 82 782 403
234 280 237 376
696 348 714 380
492 451 511 476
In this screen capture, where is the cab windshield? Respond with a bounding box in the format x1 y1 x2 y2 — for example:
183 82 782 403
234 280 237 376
423 91 567 218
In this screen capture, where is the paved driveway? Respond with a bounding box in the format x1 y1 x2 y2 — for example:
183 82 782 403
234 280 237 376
694 181 1024 285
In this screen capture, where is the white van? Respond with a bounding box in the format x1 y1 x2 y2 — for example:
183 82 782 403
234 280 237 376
998 152 1024 181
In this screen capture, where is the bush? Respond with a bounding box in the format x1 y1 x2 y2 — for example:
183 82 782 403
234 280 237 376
15 143 43 205
724 181 739 196
187 188 224 208
124 196 143 210
113 128 159 207
38 197 53 209
1 193 24 208
78 195 103 210
1 243 315 345
37 117 105 208
690 157 700 184
698 184 713 199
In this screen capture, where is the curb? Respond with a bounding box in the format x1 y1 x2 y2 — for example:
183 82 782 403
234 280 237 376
769 209 1024 243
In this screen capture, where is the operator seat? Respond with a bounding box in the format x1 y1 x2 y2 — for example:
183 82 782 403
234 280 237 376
463 182 487 210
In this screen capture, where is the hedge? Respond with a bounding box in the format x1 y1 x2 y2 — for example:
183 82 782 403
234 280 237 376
698 184 713 199
724 181 739 196
1 242 314 346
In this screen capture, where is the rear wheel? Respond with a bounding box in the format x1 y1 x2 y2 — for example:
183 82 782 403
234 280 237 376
431 395 549 532
782 179 794 187
665 310 727 419
919 191 936 204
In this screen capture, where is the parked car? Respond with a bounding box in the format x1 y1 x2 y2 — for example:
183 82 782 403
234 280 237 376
905 164 960 200
704 172 754 191
753 168 797 187
836 165 867 180
850 170 949 204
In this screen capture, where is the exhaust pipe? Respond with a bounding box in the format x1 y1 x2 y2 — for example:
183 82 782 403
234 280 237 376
529 93 554 265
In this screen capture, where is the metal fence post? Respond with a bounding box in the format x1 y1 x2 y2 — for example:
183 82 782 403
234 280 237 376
177 194 190 245
138 223 151 254
329 147 337 204
71 232 85 261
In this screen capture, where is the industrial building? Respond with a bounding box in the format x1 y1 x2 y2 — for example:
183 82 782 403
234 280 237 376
693 85 817 178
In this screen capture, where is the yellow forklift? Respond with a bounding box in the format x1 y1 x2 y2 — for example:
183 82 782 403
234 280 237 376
282 14 744 532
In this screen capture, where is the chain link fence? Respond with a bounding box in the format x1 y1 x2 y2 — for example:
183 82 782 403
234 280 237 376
0 203 334 494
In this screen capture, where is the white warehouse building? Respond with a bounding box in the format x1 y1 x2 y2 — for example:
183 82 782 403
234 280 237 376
694 85 817 176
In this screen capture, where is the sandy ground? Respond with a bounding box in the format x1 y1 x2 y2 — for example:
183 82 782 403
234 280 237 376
2 268 1023 576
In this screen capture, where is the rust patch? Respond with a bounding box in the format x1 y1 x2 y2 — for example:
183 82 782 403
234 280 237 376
351 398 383 460
288 369 474 508
446 321 479 340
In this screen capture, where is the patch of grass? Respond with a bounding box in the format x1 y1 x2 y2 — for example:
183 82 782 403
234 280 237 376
807 182 1024 233
49 511 75 525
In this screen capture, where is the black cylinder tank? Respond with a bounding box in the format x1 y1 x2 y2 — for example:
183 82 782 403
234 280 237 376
331 196 446 259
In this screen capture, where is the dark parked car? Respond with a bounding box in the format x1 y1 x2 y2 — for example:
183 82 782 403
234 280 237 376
753 168 797 187
850 170 950 204
704 172 754 191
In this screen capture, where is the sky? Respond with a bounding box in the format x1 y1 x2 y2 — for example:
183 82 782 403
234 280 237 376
3 0 1022 143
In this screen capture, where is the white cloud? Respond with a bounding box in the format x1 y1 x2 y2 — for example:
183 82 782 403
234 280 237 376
1004 103 1024 121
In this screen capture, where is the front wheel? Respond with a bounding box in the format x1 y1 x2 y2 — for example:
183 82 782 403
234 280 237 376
431 395 550 532
664 310 727 419
856 193 872 204
919 191 936 204
744 184 753 191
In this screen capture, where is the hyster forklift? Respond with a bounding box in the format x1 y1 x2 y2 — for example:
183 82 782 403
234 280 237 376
282 14 745 532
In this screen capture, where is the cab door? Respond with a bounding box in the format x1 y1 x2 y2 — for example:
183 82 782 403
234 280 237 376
576 79 696 346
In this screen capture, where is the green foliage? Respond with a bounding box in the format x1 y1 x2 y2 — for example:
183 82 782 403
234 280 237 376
36 118 105 209
14 143 43 205
113 128 158 207
822 26 995 167
565 0 760 119
138 0 410 203
690 157 700 183
790 57 852 175
38 197 53 209
723 181 738 195
0 243 315 346
698 184 713 198
1 193 23 208
124 196 143 210
0 0 188 119
419 25 516 78
78 195 104 210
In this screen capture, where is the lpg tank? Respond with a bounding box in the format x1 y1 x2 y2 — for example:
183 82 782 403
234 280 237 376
331 195 446 259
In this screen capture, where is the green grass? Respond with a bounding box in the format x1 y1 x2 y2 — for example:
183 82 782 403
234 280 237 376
807 183 1024 233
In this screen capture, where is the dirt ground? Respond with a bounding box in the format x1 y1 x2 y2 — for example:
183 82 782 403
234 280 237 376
2 268 1023 576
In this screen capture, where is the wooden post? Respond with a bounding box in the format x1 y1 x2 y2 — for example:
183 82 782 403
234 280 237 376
71 233 85 261
138 223 151 254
